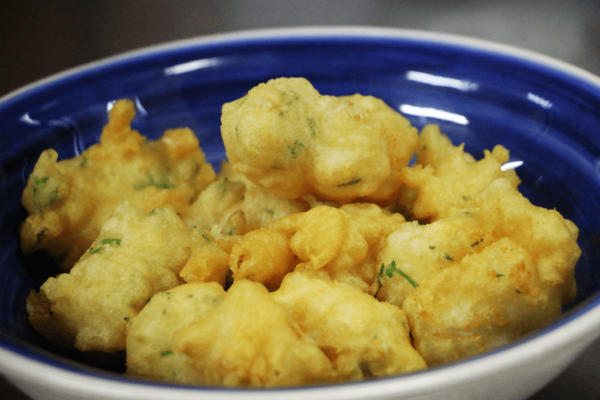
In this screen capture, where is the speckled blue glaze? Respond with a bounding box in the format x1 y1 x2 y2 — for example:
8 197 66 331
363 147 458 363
1 28 599 389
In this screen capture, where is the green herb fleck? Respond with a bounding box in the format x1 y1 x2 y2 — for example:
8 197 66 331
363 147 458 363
79 156 88 167
135 174 175 190
496 274 505 278
90 247 103 254
471 239 483 247
160 350 174 357
429 245 436 250
101 238 121 246
338 178 361 187
34 177 49 185
200 232 211 242
307 117 316 135
288 141 304 158
516 289 522 294
32 176 60 210
264 208 275 215
379 260 419 288
444 254 454 261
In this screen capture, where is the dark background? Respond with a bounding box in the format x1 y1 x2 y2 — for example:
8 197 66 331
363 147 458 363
2 0 600 97
1 1 599 399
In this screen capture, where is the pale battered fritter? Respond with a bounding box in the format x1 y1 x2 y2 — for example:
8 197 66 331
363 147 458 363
221 77 418 205
174 279 336 387
271 270 427 380
26 202 192 353
402 124 520 221
182 161 309 235
126 282 226 383
377 178 579 366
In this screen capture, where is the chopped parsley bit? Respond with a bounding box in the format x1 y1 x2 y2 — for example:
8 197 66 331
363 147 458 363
471 239 483 247
187 294 194 298
288 141 304 158
496 274 505 278
200 232 211 241
307 117 316 135
101 238 121 246
379 260 419 288
264 208 275 215
516 289 522 294
124 317 130 322
429 245 436 250
444 254 454 261
90 238 122 254
135 174 176 190
160 350 174 357
79 156 88 167
338 178 361 187
32 176 59 209
33 177 49 185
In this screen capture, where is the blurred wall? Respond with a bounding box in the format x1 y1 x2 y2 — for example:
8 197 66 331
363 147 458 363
1 0 600 96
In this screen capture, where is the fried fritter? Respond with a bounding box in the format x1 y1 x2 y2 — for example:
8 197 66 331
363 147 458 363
182 162 308 235
271 270 427 379
174 280 335 387
376 178 580 365
221 77 418 205
26 202 192 353
401 124 520 221
20 99 214 271
126 282 226 383
269 203 405 292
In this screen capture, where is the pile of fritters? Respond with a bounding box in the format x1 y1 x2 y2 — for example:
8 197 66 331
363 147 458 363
22 78 580 387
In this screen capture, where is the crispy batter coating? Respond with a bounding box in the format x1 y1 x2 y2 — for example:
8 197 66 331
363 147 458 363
269 204 405 292
26 202 192 352
372 211 488 307
179 228 233 287
126 282 226 383
403 238 566 366
20 99 215 271
401 124 520 221
376 178 580 365
221 77 418 205
271 270 427 380
174 280 336 387
229 228 295 291
182 162 308 234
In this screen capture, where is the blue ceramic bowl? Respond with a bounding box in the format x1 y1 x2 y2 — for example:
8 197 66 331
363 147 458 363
1 27 599 400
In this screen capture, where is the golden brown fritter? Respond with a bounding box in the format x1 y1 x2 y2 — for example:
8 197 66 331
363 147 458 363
20 99 214 271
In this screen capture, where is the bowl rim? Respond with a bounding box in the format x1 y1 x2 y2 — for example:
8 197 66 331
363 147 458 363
2 25 600 105
1 26 600 399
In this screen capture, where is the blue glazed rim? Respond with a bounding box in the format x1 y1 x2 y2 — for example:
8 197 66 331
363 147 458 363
1 27 599 399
